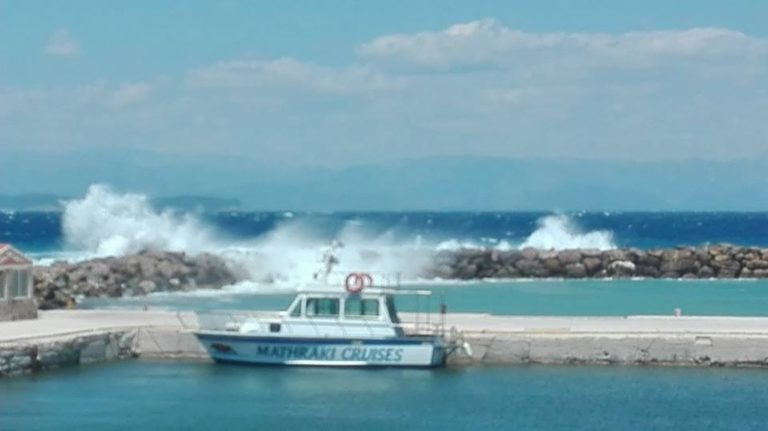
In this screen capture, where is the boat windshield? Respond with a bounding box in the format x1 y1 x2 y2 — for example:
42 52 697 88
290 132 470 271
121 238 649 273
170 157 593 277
385 296 400 324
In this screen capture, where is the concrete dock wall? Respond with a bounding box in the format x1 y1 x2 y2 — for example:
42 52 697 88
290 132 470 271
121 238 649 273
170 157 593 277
4 311 768 377
0 330 136 376
0 329 210 377
133 328 207 359
457 334 768 367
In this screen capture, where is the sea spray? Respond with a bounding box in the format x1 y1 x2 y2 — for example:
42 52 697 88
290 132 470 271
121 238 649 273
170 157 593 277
58 186 617 290
60 185 434 288
62 184 218 256
215 220 433 286
519 214 615 250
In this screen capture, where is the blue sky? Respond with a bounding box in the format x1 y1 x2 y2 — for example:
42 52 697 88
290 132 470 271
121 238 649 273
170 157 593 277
1 1 768 208
3 1 767 85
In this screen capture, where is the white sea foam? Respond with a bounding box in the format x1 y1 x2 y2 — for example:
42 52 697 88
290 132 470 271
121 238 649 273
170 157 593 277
60 185 433 290
434 239 481 251
58 186 617 293
519 214 615 250
62 184 218 256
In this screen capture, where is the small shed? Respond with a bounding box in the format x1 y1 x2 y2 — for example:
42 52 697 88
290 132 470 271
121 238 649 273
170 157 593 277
0 243 37 321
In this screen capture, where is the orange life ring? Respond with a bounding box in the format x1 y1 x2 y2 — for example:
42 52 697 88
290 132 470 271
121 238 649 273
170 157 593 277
344 272 372 293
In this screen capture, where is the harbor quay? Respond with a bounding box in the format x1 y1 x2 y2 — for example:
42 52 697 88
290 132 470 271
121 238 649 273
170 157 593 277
3 310 768 376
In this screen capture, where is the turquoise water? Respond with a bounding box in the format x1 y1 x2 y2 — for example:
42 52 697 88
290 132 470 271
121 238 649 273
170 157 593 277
2 360 768 430
82 279 768 316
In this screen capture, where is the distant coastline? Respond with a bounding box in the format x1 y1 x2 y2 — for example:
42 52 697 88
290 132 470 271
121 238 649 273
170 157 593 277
0 194 242 212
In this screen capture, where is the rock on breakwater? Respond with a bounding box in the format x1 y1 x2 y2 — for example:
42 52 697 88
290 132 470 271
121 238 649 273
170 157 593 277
26 245 768 310
425 244 768 280
33 251 242 309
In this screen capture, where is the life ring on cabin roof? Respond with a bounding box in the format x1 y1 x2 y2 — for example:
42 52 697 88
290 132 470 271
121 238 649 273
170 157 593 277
345 272 373 293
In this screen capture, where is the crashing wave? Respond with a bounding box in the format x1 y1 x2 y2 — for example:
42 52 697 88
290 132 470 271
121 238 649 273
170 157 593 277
62 184 218 257
58 186 617 291
60 185 432 289
519 214 615 250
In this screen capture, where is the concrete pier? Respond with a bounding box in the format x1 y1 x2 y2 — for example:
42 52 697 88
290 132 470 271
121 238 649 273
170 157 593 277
439 314 768 367
3 310 768 376
0 310 207 376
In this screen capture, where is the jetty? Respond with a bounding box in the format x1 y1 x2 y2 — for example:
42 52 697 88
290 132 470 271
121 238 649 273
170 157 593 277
3 310 768 376
29 245 768 313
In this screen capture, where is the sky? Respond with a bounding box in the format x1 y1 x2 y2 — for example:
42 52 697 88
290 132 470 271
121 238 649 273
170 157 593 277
1 1 768 208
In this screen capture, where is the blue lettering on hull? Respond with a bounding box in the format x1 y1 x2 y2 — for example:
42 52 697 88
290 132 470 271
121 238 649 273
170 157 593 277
197 333 442 366
212 340 409 364
254 345 338 361
340 347 403 362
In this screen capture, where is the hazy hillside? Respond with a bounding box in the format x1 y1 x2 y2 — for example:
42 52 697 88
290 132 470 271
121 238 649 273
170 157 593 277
2 148 767 211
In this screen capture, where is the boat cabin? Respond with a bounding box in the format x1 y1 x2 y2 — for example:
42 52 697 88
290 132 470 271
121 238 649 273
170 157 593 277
194 266 461 368
234 289 417 339
0 243 37 321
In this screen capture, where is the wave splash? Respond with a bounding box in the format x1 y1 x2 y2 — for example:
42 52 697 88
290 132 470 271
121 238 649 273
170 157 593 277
61 185 432 289
59 186 617 291
519 214 615 251
62 184 218 257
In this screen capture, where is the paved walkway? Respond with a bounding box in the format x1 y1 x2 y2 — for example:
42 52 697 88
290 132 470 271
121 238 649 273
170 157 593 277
0 310 196 344
3 310 768 345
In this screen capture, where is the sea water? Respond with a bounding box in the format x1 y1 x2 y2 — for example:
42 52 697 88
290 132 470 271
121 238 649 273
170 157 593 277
80 279 768 317
2 361 768 431
5 190 768 429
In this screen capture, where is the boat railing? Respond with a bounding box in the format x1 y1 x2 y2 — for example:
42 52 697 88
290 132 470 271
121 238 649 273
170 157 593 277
193 310 276 332
192 310 446 337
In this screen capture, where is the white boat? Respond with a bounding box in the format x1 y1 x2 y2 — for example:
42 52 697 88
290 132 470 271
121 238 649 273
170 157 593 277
194 273 468 368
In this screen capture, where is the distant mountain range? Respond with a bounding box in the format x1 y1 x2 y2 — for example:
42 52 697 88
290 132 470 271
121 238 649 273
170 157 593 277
2 147 768 211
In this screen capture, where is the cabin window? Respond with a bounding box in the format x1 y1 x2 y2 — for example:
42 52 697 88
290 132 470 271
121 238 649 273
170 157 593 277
305 298 339 318
9 269 30 298
288 300 302 317
344 297 380 318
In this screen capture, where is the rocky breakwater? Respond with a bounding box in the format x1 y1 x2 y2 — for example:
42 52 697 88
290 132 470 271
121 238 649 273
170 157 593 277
426 245 768 279
33 251 242 309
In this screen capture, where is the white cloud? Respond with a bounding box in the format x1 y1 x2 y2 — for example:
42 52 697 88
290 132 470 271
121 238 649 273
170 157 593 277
186 57 399 94
5 19 768 164
44 29 82 58
0 87 46 117
107 83 152 108
358 19 768 70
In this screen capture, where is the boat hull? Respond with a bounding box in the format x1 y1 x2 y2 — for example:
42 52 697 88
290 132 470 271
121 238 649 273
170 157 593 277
195 332 448 368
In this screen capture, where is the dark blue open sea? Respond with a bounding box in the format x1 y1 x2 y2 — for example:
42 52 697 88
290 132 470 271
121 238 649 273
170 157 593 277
4 210 768 253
